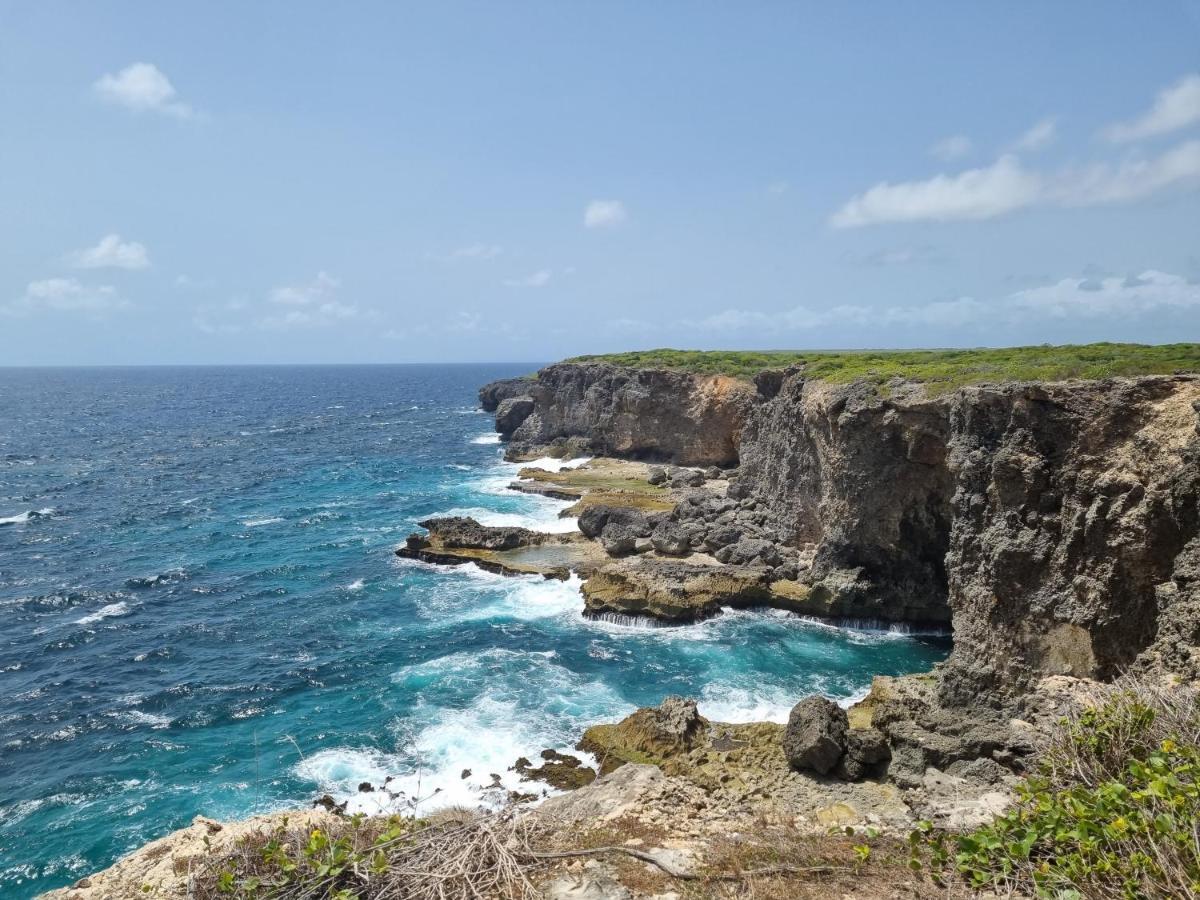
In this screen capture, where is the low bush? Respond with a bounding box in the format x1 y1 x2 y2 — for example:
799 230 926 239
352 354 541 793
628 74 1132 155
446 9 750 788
911 680 1200 898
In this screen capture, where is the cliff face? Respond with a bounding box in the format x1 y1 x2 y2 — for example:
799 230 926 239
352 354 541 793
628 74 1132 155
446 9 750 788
739 372 955 624
496 363 756 467
481 364 1200 700
940 376 1200 704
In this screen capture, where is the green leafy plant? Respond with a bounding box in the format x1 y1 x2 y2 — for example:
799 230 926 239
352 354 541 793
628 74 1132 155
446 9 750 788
911 684 1200 898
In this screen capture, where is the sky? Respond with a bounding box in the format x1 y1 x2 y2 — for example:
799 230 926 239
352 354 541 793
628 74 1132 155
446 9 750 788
2 2 1199 366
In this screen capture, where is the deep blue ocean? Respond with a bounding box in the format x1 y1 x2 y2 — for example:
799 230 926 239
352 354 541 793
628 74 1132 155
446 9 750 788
0 365 948 897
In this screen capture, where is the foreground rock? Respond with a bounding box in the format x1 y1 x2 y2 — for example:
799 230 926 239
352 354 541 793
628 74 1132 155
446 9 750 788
783 696 848 775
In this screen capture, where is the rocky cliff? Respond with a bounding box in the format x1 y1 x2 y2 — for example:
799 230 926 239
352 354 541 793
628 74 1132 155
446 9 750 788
482 363 1200 702
485 363 756 466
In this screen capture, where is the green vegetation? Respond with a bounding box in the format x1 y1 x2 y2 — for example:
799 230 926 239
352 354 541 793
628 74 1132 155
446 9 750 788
565 343 1200 392
912 681 1200 898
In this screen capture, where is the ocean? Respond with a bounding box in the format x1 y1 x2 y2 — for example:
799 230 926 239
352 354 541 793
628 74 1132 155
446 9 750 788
0 364 948 898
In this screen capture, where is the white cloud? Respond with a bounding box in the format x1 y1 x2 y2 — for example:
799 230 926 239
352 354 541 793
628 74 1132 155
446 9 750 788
686 269 1199 334
1011 117 1057 152
431 243 503 262
832 155 1040 227
503 269 552 288
93 63 194 118
1105 74 1200 143
4 278 127 316
583 200 627 228
269 271 340 305
930 134 972 161
70 233 150 270
832 140 1200 227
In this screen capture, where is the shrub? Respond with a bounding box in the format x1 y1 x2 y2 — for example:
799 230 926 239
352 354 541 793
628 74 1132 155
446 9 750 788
911 681 1200 898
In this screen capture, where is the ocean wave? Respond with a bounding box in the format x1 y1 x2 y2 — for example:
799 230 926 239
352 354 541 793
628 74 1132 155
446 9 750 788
242 517 284 527
518 456 592 473
345 579 365 592
416 569 584 624
435 506 577 534
0 507 56 526
74 601 131 625
470 433 502 445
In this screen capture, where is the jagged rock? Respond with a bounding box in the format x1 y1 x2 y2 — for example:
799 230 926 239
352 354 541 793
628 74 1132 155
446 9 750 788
669 469 705 488
581 558 770 622
414 516 544 551
485 363 755 466
579 506 649 540
479 377 532 412
579 697 708 772
783 696 847 775
716 538 782 567
494 396 535 437
646 466 668 485
600 522 638 557
836 728 890 781
704 466 722 480
650 522 691 557
701 525 742 553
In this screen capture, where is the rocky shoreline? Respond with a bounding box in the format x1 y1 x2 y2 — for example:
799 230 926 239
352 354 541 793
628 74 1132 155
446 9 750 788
46 358 1200 898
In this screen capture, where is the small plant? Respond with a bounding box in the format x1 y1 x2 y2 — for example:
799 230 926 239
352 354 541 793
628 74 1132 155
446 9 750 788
911 682 1200 898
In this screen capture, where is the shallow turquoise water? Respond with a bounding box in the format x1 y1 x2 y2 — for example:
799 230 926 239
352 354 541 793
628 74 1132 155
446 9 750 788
0 365 948 897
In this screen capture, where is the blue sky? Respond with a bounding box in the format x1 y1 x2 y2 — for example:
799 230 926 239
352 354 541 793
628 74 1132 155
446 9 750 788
2 2 1199 365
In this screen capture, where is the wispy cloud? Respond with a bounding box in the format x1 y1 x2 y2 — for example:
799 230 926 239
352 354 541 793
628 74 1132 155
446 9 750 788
1011 116 1057 152
4 278 127 316
831 140 1200 227
269 271 340 305
930 134 972 161
685 269 1200 333
93 63 195 119
430 243 503 262
70 233 150 270
583 200 627 229
503 269 552 288
1105 73 1200 143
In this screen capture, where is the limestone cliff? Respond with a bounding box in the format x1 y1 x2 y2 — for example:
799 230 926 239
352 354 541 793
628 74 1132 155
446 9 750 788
481 364 1200 700
494 363 756 466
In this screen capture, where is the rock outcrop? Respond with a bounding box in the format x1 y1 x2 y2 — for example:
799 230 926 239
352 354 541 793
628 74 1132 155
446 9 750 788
500 363 756 466
482 363 1200 702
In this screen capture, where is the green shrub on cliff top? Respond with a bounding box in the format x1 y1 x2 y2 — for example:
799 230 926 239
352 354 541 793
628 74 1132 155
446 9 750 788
565 343 1200 392
912 684 1200 898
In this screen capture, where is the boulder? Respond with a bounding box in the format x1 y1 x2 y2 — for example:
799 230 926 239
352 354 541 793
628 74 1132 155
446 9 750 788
670 469 706 488
836 728 891 781
646 466 668 486
579 506 650 540
495 396 535 438
701 525 742 553
717 538 782 567
650 522 691 557
600 522 638 557
783 696 848 775
578 697 708 772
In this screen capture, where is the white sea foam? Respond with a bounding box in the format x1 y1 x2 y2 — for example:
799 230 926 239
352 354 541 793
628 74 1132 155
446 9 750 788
74 601 131 625
242 517 284 527
346 579 365 592
470 433 502 445
437 506 577 534
418 569 584 623
698 685 796 724
0 507 55 526
519 456 592 473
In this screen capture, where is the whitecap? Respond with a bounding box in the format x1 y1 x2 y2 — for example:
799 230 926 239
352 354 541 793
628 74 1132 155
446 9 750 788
518 456 592 473
74 601 131 625
345 579 365 592
0 507 55 526
435 506 577 534
470 433 502 445
242 517 284 527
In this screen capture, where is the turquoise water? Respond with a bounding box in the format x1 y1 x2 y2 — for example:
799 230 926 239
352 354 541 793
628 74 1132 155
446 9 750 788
0 365 948 898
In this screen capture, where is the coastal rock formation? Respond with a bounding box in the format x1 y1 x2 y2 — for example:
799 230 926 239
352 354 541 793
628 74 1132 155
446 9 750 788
478 377 532 412
410 516 546 551
940 376 1200 703
494 395 535 438
783 696 848 775
483 363 1200 700
501 363 756 466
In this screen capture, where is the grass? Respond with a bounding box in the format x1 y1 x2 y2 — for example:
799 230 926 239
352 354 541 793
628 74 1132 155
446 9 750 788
564 343 1200 392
